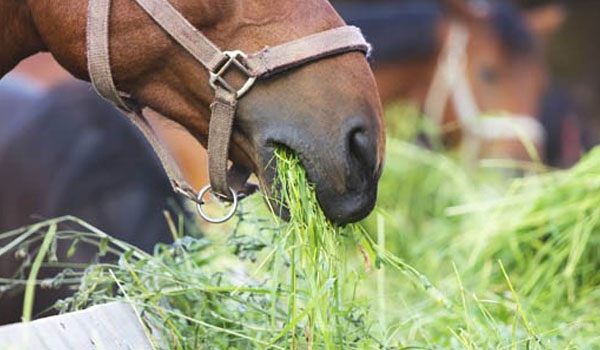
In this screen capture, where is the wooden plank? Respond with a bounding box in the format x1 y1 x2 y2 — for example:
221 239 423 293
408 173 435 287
0 302 154 350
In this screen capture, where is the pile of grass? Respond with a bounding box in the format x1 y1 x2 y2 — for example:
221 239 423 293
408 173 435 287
2 105 600 348
452 147 600 299
449 147 600 342
4 149 436 349
357 105 600 348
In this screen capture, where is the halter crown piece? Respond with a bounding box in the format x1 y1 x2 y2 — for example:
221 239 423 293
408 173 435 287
86 0 371 223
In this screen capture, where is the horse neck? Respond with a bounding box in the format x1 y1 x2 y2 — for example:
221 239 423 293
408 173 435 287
0 1 45 77
338 1 441 61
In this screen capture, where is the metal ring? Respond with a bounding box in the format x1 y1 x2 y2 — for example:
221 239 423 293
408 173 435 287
196 185 238 224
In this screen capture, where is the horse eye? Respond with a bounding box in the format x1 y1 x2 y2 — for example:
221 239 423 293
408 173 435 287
479 66 500 84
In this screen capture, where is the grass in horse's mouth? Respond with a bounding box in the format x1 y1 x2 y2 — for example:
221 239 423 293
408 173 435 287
261 145 315 221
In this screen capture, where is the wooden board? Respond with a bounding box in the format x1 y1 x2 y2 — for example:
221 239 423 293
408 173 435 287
0 302 154 350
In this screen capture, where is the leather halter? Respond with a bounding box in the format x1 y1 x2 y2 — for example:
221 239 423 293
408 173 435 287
86 0 371 223
424 22 546 157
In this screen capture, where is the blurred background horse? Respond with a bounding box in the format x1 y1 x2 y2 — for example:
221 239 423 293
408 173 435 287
335 0 565 162
0 80 183 238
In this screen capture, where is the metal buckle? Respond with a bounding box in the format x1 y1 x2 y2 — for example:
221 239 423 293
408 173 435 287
209 50 257 98
196 185 239 224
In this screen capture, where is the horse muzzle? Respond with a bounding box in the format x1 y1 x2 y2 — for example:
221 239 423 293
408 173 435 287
257 114 383 224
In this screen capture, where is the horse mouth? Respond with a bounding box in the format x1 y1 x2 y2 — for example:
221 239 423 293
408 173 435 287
251 144 294 221
254 143 379 224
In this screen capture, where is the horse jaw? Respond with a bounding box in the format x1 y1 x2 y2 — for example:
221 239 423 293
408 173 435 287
0 1 46 78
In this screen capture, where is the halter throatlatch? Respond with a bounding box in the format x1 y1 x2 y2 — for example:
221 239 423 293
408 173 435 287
86 0 371 223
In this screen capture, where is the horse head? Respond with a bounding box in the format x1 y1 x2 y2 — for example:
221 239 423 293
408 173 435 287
5 0 385 223
439 0 565 161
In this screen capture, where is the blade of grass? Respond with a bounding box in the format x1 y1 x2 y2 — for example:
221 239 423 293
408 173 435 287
22 223 56 322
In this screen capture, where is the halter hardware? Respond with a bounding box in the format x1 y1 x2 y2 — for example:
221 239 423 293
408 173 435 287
209 51 257 98
196 185 239 224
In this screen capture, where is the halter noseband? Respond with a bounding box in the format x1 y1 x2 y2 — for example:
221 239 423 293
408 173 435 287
86 0 371 223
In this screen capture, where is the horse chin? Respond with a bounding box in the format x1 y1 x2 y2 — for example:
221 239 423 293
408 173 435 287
314 184 378 224
306 158 380 224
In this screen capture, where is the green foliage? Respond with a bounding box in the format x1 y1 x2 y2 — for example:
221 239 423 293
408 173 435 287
51 150 401 349
2 104 600 349
356 105 600 348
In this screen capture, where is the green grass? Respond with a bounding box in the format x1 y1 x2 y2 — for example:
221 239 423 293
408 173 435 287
4 150 400 349
356 105 600 348
1 104 600 348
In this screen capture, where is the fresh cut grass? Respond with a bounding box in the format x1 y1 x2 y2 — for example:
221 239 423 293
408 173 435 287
1 104 599 348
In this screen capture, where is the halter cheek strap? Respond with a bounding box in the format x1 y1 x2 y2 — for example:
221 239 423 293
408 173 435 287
86 0 371 223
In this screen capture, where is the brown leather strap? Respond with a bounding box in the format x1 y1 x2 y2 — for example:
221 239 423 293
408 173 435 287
208 87 238 199
247 26 371 77
131 0 226 72
87 0 131 111
87 0 198 201
123 110 199 200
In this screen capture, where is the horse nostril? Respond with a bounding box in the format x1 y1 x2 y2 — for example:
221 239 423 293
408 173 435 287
348 125 375 171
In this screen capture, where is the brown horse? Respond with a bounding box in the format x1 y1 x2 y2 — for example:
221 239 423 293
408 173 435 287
339 0 564 162
0 0 385 224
